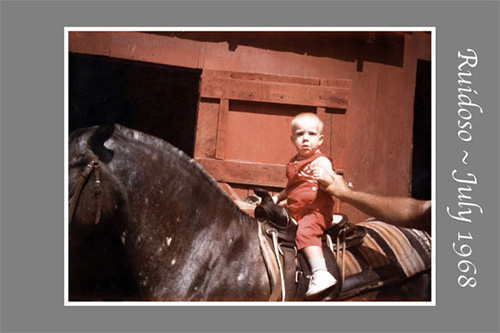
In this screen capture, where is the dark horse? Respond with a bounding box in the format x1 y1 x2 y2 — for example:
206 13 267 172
68 124 431 302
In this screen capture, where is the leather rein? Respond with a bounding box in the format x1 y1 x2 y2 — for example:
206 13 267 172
68 157 103 225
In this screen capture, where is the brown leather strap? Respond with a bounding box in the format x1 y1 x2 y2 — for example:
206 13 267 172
257 223 282 301
92 160 102 224
68 157 102 225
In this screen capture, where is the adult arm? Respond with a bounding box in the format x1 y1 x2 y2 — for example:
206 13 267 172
321 171 431 234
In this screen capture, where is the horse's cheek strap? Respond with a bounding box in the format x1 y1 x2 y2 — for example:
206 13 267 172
68 158 103 226
69 163 94 225
92 160 103 224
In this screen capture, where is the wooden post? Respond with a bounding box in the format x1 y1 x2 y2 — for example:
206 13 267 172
215 98 229 160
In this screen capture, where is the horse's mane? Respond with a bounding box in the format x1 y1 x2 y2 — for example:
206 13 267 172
69 126 96 148
113 124 254 223
68 127 101 166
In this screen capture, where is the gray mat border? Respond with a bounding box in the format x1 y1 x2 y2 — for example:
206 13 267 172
1 1 499 333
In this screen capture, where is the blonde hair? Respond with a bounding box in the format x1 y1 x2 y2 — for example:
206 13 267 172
291 112 324 133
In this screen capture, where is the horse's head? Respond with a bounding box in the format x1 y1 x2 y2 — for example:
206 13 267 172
68 124 120 246
68 124 276 300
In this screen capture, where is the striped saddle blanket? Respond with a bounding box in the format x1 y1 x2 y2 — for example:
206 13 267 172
259 217 432 301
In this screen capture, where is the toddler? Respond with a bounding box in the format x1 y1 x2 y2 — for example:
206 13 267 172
273 112 337 298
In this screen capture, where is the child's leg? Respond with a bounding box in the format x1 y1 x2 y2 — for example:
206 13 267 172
303 245 337 297
302 245 328 273
295 212 337 297
295 212 326 250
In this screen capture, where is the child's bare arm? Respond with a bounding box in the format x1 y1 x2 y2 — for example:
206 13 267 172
310 157 334 185
272 189 287 205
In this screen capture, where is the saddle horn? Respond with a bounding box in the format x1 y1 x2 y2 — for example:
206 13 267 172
88 123 115 163
254 188 273 204
253 188 291 228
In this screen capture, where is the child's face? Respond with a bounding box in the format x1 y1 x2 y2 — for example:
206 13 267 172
291 117 324 158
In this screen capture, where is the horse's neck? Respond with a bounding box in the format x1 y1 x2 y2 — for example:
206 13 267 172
109 138 269 299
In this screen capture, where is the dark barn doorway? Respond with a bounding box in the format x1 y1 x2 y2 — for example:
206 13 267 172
411 59 432 200
69 53 201 156
68 53 201 300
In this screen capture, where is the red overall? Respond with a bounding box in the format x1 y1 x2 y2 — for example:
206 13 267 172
285 151 335 250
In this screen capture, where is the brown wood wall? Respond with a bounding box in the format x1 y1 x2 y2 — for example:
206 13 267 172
69 31 431 223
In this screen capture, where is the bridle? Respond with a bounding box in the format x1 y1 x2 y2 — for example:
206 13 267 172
68 156 103 225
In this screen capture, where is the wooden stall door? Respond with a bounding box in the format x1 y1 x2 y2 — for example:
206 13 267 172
194 70 351 211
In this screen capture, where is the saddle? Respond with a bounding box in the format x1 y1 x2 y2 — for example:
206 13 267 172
253 188 366 301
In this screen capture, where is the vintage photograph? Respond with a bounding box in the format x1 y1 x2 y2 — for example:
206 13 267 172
66 29 434 304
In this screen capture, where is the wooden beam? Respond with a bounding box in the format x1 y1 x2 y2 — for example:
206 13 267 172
202 69 321 86
69 32 112 56
193 101 219 159
69 31 202 70
196 158 288 188
200 77 350 109
316 106 326 121
316 107 330 156
197 158 344 188
215 98 229 159
218 182 242 201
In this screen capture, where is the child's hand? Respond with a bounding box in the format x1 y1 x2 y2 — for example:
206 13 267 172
311 165 332 185
272 194 279 204
272 190 287 206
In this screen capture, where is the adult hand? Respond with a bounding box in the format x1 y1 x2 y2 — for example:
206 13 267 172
320 171 352 200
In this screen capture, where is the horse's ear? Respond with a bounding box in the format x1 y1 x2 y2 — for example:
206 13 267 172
89 124 115 163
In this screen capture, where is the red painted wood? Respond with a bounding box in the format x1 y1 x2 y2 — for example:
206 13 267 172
194 101 219 159
218 182 242 201
316 107 329 156
69 32 112 56
203 69 322 85
215 98 229 160
69 31 432 222
196 158 287 188
223 101 311 165
200 76 350 109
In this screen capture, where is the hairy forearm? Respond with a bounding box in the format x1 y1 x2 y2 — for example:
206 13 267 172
321 171 431 233
343 191 411 222
341 191 431 233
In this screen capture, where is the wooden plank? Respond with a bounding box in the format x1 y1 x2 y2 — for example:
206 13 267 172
316 107 331 157
70 32 203 69
202 69 321 86
330 112 347 170
320 78 352 89
227 185 250 200
197 158 343 188
196 158 288 188
110 32 202 69
69 32 112 56
200 77 350 109
316 107 326 121
194 101 220 159
218 182 242 201
215 98 229 160
323 78 352 113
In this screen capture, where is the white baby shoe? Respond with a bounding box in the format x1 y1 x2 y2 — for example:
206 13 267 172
305 270 337 298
